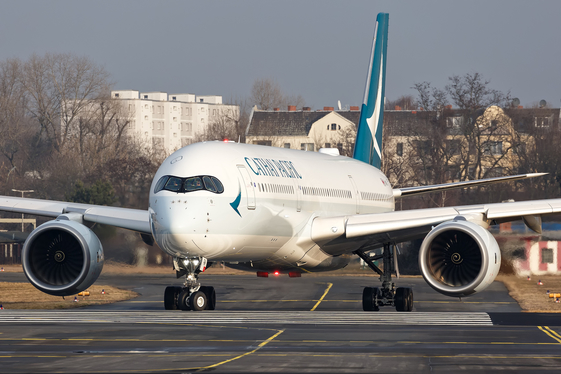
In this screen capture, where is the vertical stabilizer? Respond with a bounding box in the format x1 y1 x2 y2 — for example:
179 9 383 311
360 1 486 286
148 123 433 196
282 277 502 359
352 13 389 169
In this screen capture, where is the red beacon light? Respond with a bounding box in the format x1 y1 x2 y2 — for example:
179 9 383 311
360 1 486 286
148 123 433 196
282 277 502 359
223 138 229 143
273 271 280 276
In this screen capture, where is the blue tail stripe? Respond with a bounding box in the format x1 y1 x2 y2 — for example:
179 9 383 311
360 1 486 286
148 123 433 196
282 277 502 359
353 13 389 169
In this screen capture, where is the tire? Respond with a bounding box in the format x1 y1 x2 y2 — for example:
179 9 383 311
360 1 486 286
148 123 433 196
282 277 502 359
395 287 405 311
164 286 179 310
405 287 414 312
362 287 379 311
178 289 191 311
201 286 216 310
395 287 413 312
190 291 208 311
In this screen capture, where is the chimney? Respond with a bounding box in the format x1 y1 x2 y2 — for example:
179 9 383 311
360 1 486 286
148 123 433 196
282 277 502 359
273 107 280 111
445 105 452 109
350 106 359 111
288 105 296 112
323 106 334 111
303 106 311 111
518 105 523 109
394 105 402 111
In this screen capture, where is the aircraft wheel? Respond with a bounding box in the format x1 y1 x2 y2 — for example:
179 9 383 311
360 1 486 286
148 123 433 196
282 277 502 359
164 286 181 310
395 287 413 312
362 287 379 311
190 291 208 311
405 288 414 312
201 286 216 310
178 289 191 311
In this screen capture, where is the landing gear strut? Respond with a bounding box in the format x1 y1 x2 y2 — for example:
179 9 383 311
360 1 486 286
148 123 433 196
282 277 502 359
164 256 216 311
355 243 413 312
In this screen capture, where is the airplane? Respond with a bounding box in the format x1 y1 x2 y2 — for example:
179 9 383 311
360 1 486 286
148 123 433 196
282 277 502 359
1 13 560 312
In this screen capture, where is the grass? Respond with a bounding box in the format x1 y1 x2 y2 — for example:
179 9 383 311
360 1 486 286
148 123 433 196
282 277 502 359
496 274 561 313
0 283 138 309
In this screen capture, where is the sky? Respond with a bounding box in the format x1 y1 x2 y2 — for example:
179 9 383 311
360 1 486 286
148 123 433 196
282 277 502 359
1 0 560 109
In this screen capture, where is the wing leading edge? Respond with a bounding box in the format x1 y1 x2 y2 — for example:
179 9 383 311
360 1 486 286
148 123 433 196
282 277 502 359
0 196 151 234
312 198 561 255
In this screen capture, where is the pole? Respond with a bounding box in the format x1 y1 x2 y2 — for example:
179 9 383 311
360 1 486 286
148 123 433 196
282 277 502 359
11 189 34 232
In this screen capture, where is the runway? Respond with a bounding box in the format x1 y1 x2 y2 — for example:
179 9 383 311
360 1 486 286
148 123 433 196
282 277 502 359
1 273 561 373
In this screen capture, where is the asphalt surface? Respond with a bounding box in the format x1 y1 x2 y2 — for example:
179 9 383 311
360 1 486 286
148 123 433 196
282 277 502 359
1 271 561 373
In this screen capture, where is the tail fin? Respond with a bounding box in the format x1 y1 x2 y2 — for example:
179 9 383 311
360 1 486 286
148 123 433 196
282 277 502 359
352 13 389 169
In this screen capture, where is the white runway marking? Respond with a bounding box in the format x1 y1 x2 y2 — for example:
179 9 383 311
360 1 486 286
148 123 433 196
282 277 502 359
0 310 493 326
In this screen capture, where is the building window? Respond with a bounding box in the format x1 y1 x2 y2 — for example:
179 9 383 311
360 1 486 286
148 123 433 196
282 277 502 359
446 116 463 128
535 117 551 128
284 143 290 148
542 247 553 264
484 141 502 155
172 96 176 101
331 123 337 130
325 143 331 148
301 143 314 151
446 140 461 155
114 93 119 98
254 140 272 146
337 143 343 154
144 95 148 99
200 98 204 102
396 142 403 156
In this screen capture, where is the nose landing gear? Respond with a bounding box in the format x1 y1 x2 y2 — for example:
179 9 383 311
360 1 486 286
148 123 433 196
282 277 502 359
164 256 216 311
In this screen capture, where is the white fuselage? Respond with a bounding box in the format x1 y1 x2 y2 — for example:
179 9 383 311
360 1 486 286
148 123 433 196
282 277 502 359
149 141 394 272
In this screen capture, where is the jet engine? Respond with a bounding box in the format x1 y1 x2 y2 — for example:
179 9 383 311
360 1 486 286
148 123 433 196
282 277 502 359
418 220 501 298
22 219 104 296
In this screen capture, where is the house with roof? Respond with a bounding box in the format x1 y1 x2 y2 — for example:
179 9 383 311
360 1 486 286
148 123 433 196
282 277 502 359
246 106 360 156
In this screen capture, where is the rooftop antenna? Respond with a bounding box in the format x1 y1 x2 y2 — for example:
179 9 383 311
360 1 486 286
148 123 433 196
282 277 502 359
512 98 520 107
539 99 547 108
337 100 342 111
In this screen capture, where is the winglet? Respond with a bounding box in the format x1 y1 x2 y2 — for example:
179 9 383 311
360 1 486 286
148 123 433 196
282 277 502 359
352 13 389 169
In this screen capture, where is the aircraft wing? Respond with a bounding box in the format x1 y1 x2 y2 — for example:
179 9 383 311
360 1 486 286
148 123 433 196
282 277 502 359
311 198 561 254
392 173 547 198
0 196 151 234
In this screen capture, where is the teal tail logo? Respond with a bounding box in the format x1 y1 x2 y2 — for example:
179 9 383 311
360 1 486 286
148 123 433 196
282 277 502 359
352 13 389 169
230 184 242 217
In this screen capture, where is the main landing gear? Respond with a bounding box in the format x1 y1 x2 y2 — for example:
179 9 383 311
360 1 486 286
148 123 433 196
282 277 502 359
164 256 216 311
355 243 413 312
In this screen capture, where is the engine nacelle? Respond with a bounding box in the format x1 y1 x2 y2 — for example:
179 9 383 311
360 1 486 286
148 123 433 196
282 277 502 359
22 220 104 296
418 220 501 298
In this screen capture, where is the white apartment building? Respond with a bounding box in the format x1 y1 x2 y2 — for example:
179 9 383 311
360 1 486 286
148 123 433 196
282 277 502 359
112 90 239 154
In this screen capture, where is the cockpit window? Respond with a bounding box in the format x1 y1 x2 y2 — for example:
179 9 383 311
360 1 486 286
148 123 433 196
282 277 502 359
154 175 224 194
165 177 183 192
202 176 217 192
185 177 204 191
154 176 169 194
211 177 224 193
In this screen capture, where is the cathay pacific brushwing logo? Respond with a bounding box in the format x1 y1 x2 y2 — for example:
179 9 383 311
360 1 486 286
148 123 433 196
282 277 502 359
365 53 384 162
230 184 242 217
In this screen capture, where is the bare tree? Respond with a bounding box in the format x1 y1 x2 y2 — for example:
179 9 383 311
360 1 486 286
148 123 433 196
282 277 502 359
0 58 34 174
250 78 306 110
21 53 110 153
